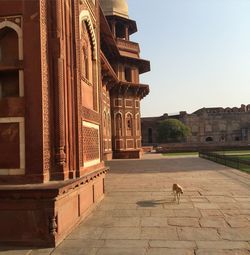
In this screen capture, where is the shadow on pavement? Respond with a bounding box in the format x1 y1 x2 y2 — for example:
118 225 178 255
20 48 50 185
136 199 175 207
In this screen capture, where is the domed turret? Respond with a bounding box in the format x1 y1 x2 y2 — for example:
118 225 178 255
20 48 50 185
100 0 129 18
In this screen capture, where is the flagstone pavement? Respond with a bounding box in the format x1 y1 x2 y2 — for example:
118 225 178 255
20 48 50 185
1 154 250 255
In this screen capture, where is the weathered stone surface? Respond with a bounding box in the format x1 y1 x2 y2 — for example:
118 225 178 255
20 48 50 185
96 248 146 255
100 227 140 240
218 203 240 210
200 209 223 217
163 203 194 209
206 196 236 203
191 197 209 203
168 218 200 227
150 209 175 217
5 156 250 254
234 197 250 202
52 247 98 255
141 217 168 227
218 228 250 241
199 217 229 228
194 203 219 209
196 241 250 249
147 248 195 255
149 240 196 249
111 217 141 227
30 249 54 255
55 240 105 248
195 249 250 255
66 227 104 240
174 209 201 218
178 227 220 241
141 227 178 240
225 216 250 228
104 240 148 248
221 209 241 216
112 209 151 217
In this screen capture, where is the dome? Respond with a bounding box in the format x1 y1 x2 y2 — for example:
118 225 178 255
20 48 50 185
100 0 129 18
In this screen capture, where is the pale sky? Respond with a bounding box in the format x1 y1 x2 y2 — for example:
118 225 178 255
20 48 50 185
127 0 250 117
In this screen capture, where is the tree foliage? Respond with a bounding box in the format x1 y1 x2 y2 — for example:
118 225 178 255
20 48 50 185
157 119 190 143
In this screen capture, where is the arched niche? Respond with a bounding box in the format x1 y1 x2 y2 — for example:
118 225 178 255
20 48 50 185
115 112 123 136
0 20 23 60
125 112 133 136
79 10 98 111
205 137 213 142
0 20 23 98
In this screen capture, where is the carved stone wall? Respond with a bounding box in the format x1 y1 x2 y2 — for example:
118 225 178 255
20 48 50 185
40 0 51 179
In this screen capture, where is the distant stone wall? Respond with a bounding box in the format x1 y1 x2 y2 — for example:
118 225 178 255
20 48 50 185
155 142 250 153
141 104 250 148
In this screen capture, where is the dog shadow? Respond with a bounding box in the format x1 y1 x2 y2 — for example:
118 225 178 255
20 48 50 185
136 198 176 208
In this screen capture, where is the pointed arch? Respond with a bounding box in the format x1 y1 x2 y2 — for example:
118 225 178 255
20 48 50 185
79 10 99 111
126 112 133 136
0 19 24 97
79 10 97 60
0 20 23 60
115 112 123 136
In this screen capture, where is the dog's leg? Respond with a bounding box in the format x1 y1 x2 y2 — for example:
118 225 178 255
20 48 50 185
177 193 180 204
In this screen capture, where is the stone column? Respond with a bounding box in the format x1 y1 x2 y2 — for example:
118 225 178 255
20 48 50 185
53 0 66 178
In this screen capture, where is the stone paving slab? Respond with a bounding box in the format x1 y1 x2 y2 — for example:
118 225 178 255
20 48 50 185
196 241 250 249
2 155 250 254
147 248 194 255
149 240 196 248
195 250 250 255
96 247 146 255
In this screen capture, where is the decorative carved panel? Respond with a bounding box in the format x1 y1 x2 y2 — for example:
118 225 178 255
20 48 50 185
114 98 122 107
126 139 134 149
81 106 100 123
125 99 133 108
82 123 99 162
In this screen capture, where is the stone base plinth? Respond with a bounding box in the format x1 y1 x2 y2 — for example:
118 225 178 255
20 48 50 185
104 152 113 161
113 150 142 159
0 168 108 247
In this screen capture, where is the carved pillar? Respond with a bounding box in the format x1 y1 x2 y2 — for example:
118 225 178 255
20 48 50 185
125 25 129 41
53 0 66 177
111 21 116 38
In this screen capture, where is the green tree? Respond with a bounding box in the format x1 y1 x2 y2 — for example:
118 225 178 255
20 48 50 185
157 119 190 143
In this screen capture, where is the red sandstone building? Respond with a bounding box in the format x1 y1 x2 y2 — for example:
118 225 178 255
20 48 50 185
0 0 150 247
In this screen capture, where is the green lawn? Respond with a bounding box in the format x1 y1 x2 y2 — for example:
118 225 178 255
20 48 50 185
162 152 198 157
216 150 250 155
216 150 250 161
236 155 250 160
202 150 250 173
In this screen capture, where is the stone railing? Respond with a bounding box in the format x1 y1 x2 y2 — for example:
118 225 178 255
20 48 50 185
116 38 140 53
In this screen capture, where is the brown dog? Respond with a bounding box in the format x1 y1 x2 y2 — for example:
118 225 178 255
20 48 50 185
172 183 183 203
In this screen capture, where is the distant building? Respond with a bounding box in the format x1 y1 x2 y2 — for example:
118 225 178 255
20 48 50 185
142 105 250 148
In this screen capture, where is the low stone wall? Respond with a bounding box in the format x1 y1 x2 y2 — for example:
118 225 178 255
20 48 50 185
113 149 142 159
0 168 108 247
156 142 250 153
142 146 154 153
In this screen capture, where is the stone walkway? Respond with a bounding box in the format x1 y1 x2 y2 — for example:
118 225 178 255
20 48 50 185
2 154 250 255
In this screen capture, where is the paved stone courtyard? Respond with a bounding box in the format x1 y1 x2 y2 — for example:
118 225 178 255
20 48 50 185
1 154 250 255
